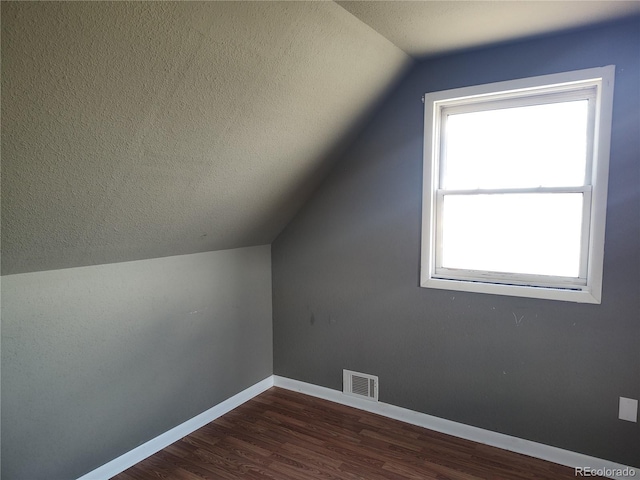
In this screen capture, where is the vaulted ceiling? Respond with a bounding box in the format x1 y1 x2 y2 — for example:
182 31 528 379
2 1 639 275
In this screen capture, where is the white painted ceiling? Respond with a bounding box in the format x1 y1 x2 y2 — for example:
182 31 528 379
338 1 640 58
2 1 638 275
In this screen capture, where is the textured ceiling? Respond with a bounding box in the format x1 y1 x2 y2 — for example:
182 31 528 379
338 1 640 58
1 1 410 274
2 1 639 275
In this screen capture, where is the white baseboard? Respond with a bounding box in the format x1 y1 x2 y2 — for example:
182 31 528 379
78 374 637 480
274 375 638 480
77 376 274 480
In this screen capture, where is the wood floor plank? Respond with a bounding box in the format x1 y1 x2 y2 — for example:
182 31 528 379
112 387 605 479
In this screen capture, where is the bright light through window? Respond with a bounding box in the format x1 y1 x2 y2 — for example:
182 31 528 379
440 100 589 279
441 193 583 277
421 66 615 303
443 101 589 189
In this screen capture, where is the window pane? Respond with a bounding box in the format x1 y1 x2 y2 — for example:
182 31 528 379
443 101 588 189
441 193 583 277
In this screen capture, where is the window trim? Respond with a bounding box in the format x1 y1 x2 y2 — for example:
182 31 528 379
420 66 615 304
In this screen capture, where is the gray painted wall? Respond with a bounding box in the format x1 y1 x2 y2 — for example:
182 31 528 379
273 19 640 467
1 245 273 479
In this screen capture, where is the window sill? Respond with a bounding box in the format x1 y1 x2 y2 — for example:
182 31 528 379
420 276 601 304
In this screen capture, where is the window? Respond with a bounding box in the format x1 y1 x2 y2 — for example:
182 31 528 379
421 66 615 303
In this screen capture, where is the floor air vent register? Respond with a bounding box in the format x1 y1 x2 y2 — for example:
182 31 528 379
343 369 378 401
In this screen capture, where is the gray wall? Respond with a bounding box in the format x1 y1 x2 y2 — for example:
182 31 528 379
1 245 273 480
273 19 640 467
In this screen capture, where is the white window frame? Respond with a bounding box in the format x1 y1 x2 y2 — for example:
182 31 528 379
421 66 615 303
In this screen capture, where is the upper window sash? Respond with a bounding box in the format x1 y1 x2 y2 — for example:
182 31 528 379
436 90 597 190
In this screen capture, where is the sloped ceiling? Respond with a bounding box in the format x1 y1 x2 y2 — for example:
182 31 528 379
1 1 410 274
338 1 640 58
2 1 638 275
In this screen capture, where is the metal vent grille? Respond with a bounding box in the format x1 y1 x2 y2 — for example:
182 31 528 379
343 369 378 401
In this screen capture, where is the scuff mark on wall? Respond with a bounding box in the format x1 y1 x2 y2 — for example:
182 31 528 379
513 312 524 326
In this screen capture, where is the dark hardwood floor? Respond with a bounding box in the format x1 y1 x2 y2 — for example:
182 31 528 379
112 387 601 479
